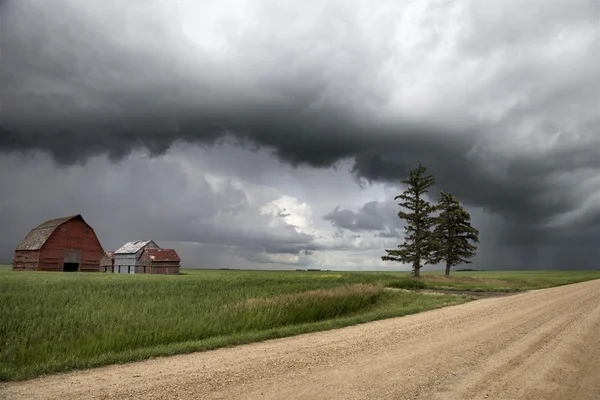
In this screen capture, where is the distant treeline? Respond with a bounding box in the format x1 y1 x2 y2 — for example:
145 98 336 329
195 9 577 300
215 268 333 272
298 269 332 272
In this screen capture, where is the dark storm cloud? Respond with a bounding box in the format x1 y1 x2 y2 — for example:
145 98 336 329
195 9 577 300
1 0 599 267
351 137 600 226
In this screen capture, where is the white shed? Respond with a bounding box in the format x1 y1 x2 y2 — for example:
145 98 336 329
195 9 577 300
113 240 160 274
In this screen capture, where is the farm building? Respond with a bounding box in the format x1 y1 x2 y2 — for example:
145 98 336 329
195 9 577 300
113 240 159 274
138 248 181 274
99 251 115 272
13 214 104 272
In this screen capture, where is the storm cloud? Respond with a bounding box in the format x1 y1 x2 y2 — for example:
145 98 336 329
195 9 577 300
1 0 599 269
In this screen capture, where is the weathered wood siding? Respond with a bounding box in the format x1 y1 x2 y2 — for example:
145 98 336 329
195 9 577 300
138 249 180 274
38 218 104 271
99 252 114 272
149 264 180 275
13 250 40 270
114 254 137 274
145 241 160 251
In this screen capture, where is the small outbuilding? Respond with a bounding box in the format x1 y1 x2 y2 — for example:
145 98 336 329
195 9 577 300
138 248 181 275
99 251 115 272
113 240 159 274
13 214 104 272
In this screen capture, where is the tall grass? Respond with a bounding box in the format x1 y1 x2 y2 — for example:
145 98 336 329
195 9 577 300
1 268 597 381
226 284 384 327
386 279 427 290
0 270 465 381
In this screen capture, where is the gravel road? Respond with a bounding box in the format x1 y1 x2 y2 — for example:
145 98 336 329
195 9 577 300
2 279 599 400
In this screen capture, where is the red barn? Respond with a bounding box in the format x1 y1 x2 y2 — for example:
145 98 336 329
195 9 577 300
138 248 181 274
13 214 105 272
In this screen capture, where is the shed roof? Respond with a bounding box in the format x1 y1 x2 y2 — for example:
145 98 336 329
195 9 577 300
15 214 85 251
114 240 156 254
144 248 181 262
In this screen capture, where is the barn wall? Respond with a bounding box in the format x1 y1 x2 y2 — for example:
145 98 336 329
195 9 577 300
39 218 104 272
99 254 114 272
134 265 151 274
149 265 180 275
145 241 160 250
13 250 40 270
136 249 180 274
114 254 138 274
148 261 180 275
138 251 151 269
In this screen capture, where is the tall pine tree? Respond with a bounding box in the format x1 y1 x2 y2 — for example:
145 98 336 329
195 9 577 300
381 162 437 278
432 192 480 276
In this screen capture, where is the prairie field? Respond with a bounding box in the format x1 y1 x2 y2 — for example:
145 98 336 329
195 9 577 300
410 270 600 292
0 265 598 382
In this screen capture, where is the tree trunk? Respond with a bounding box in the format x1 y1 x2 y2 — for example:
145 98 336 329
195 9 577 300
413 258 421 278
445 261 451 276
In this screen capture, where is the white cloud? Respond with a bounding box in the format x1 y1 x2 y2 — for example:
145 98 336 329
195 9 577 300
260 195 315 236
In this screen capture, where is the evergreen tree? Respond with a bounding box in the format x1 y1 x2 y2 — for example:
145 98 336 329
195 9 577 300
432 192 480 276
381 162 437 278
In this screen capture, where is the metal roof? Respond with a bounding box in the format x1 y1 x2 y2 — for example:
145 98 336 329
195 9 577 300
15 215 83 251
144 248 181 262
114 240 156 254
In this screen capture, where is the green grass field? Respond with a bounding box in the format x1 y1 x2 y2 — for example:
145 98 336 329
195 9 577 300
417 270 600 292
1 266 598 382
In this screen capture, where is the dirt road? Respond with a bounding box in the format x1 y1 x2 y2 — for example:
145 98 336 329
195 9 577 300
3 279 600 400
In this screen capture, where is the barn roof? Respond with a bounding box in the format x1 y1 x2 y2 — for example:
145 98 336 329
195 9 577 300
15 214 84 251
144 248 181 262
114 240 156 254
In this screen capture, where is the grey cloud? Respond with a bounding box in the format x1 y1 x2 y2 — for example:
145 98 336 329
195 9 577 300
460 1 599 56
375 231 402 239
332 230 345 239
323 201 403 236
323 208 360 230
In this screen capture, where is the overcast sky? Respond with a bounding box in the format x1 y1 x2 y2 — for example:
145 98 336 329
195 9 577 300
1 0 599 270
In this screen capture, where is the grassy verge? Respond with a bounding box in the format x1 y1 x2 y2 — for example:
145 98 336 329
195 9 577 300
0 269 469 381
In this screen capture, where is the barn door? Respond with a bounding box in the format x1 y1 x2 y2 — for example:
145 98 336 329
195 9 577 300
63 249 82 272
64 249 82 263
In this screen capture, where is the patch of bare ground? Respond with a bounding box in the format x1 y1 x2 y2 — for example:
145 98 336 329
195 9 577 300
386 286 519 299
419 289 524 299
2 279 599 400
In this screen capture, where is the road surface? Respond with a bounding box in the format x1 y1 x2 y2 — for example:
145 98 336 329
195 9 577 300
2 279 600 400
